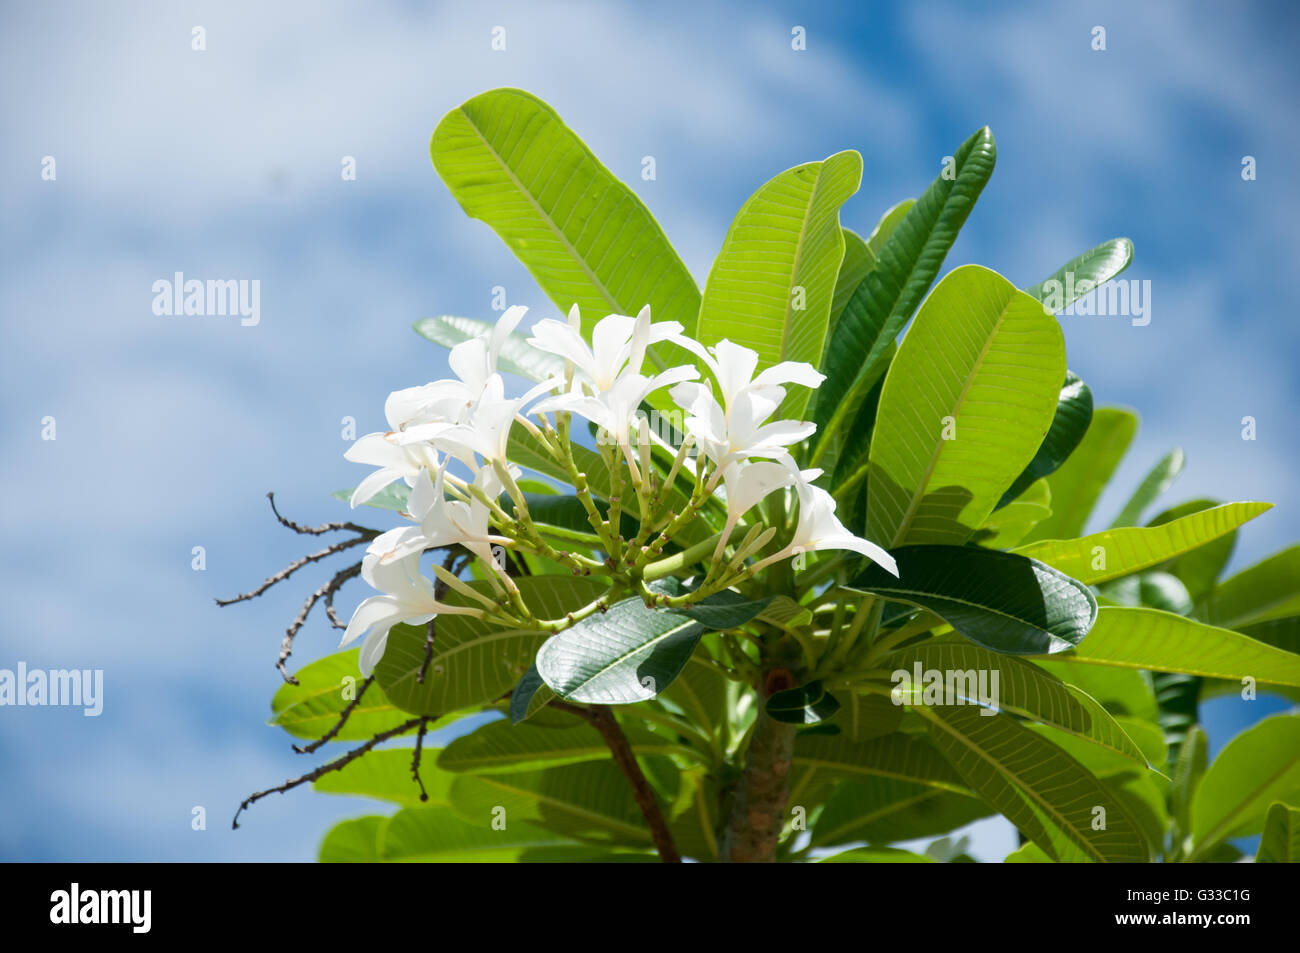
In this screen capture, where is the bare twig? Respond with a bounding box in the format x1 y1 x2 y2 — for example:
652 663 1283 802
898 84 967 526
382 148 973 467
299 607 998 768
233 716 424 829
215 535 371 608
410 717 431 802
276 561 364 683
266 491 375 537
550 700 682 863
292 674 376 755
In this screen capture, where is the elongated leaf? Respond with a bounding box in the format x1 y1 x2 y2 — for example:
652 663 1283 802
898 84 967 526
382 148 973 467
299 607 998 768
918 704 1149 862
698 151 861 417
792 731 969 793
1201 544 1300 629
439 719 688 773
997 372 1094 508
974 477 1051 549
810 776 991 847
1037 606 1300 687
1170 723 1207 838
669 591 771 629
313 748 453 807
1257 802 1300 863
431 88 699 389
1238 615 1300 655
891 643 1151 768
413 314 566 383
863 265 1066 546
509 665 554 724
1021 407 1137 543
1026 237 1134 310
827 341 893 497
319 815 385 862
1146 498 1238 601
1015 502 1270 585
1032 659 1159 723
378 804 653 862
374 576 609 716
827 228 871 344
1110 448 1185 528
271 649 415 741
812 127 997 461
1191 714 1300 853
449 761 661 846
332 482 410 512
850 545 1096 655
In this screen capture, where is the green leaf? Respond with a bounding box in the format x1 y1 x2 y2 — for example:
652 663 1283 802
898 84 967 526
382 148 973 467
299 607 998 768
439 718 690 774
1201 544 1300 629
535 590 708 705
827 228 871 346
313 748 453 807
1191 714 1300 854
430 88 700 390
271 650 415 741
818 847 935 863
1026 237 1134 311
697 151 862 418
826 341 894 498
810 776 991 847
668 591 772 629
1014 502 1270 585
1237 615 1300 655
1257 802 1300 863
891 643 1152 769
918 704 1150 862
1004 842 1054 863
766 680 841 725
997 372 1094 509
1170 723 1207 838
863 264 1066 547
1021 407 1138 543
509 665 554 724
318 815 385 862
1040 606 1300 687
974 477 1051 549
1110 448 1185 528
791 731 969 794
449 761 661 846
413 314 565 383
378 805 652 862
332 482 409 512
1031 659 1159 723
757 595 814 631
850 545 1096 655
374 576 609 716
812 126 997 463
1146 498 1238 601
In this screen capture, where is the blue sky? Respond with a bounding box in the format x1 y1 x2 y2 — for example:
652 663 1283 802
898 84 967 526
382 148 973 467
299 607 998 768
2 0 1297 861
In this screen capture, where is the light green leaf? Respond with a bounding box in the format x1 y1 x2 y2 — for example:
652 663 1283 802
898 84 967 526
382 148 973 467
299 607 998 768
827 228 871 346
373 576 609 716
1026 237 1134 311
1014 502 1270 586
997 372 1093 509
1031 659 1159 723
1021 407 1137 543
818 847 935 863
413 314 566 383
1201 544 1300 629
438 719 691 773
449 761 660 846
1191 714 1300 854
430 88 700 391
332 482 409 512
810 776 991 847
863 264 1066 547
1040 606 1300 687
812 127 997 463
697 151 862 417
1110 448 1185 528
892 643 1152 769
313 748 452 807
974 477 1051 549
850 545 1096 655
1146 498 1238 602
792 731 969 793
1257 802 1300 863
271 649 415 741
1170 723 1207 838
318 815 385 862
918 704 1149 862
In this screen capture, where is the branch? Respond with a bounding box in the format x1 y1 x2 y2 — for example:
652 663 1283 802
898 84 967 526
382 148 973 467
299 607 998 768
292 673 376 754
215 535 371 607
276 561 363 683
233 716 424 829
410 716 431 802
551 700 682 863
266 491 375 536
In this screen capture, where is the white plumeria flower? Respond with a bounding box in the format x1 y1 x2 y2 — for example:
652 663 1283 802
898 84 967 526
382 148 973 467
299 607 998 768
528 304 683 393
404 373 560 469
369 465 511 569
340 549 480 676
532 366 698 475
714 459 800 559
669 338 824 469
344 431 444 508
753 468 897 576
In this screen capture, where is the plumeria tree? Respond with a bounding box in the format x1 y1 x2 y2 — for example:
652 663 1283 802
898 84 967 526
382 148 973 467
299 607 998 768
225 89 1300 864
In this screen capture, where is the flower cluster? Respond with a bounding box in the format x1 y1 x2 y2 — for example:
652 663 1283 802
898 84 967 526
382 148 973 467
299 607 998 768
340 305 897 674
